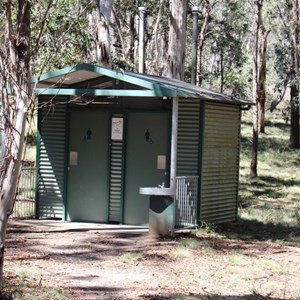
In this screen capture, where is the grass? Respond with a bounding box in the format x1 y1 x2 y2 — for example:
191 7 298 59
170 247 193 260
228 254 249 265
239 111 300 229
260 259 282 273
179 238 201 249
0 275 68 300
214 110 300 245
117 251 144 263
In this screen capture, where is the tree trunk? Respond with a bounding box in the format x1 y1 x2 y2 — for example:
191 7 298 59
197 0 211 86
96 0 113 67
220 51 224 93
287 0 300 149
289 85 299 148
250 112 259 178
257 29 270 134
128 4 136 65
154 0 165 75
167 0 187 80
0 0 30 278
250 0 262 178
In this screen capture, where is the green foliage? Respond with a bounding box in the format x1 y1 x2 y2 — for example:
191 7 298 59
31 0 95 75
112 57 134 71
198 0 250 96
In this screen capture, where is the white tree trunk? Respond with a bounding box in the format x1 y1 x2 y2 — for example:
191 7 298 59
167 0 187 80
0 0 30 278
96 0 113 67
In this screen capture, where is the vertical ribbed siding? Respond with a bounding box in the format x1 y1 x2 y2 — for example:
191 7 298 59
177 98 201 176
200 102 241 223
37 98 67 218
108 114 125 223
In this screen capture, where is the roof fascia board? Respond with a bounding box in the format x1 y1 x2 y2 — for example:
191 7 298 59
31 65 83 83
33 88 178 97
32 64 183 97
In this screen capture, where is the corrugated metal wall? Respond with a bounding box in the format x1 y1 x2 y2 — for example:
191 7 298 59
177 98 201 176
175 98 201 227
37 97 67 218
200 102 241 223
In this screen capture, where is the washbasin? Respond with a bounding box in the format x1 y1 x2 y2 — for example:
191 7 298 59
139 187 175 196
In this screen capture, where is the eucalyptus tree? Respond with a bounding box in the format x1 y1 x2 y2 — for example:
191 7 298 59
167 0 187 80
286 0 299 149
0 0 31 278
109 0 171 74
196 0 211 86
31 0 94 74
96 0 114 67
0 0 95 279
251 0 270 177
197 0 249 96
110 0 137 70
267 0 299 149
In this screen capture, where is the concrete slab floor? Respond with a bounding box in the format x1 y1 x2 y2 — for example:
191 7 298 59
9 218 149 233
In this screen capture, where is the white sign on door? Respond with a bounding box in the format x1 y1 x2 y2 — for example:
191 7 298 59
111 117 123 141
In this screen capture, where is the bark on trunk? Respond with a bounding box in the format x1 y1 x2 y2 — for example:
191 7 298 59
287 0 300 149
197 0 211 86
0 0 30 278
154 0 165 75
96 0 113 67
289 85 299 148
250 0 262 178
257 29 270 134
220 51 224 93
167 0 187 80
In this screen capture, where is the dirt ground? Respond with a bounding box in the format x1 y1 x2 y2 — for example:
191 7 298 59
3 220 300 300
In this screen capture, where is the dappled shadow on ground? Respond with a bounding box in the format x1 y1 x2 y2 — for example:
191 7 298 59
248 175 300 187
5 220 300 299
239 174 300 205
241 119 289 131
216 217 300 245
0 279 125 300
7 219 299 265
142 293 284 300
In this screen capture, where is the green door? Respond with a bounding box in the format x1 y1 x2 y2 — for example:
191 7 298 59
124 112 170 225
67 111 109 222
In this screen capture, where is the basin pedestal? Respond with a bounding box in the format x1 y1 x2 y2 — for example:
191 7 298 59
149 195 174 236
139 187 175 236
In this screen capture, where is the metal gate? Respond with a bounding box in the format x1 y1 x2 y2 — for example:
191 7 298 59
12 167 36 219
175 176 198 229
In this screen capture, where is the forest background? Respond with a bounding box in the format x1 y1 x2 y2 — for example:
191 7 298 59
23 0 300 162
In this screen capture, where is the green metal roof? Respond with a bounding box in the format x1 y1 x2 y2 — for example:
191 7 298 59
32 63 253 105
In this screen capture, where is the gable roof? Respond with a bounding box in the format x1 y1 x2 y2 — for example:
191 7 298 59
32 63 253 105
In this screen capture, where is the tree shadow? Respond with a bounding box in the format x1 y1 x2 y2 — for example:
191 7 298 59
239 175 300 204
216 217 300 245
142 293 285 300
